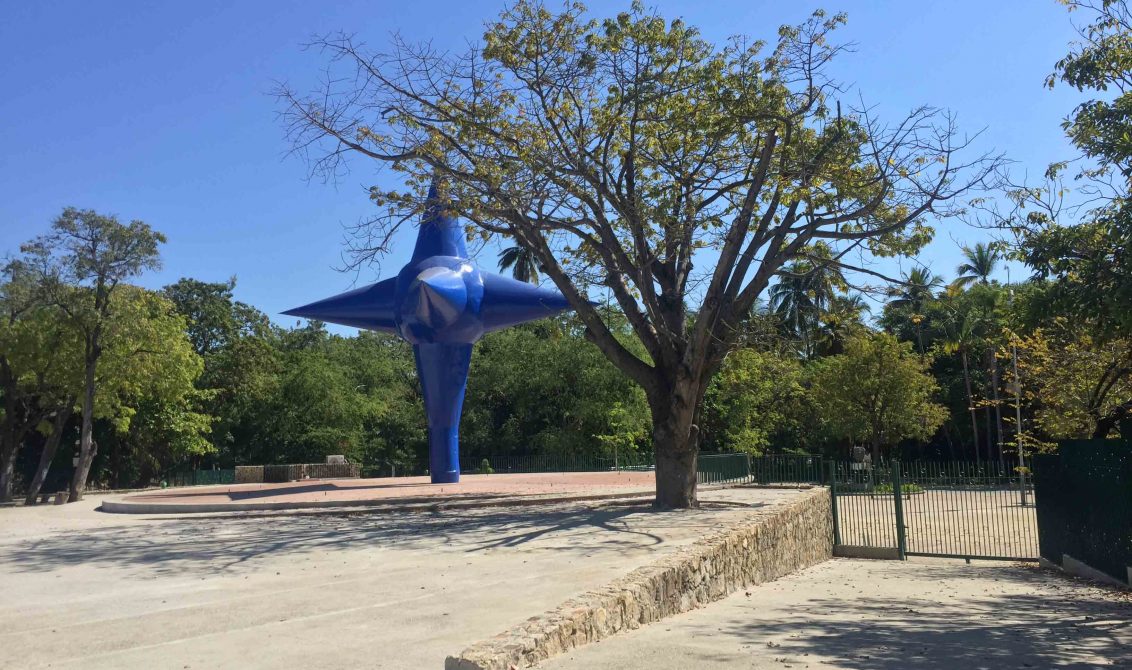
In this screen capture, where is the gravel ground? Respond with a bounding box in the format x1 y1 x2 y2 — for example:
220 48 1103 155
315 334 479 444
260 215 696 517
835 489 1039 559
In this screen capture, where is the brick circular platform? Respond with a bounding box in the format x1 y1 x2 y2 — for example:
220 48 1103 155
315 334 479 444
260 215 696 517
99 471 658 514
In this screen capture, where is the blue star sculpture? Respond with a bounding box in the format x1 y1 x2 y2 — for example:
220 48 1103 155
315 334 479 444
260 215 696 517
283 183 576 483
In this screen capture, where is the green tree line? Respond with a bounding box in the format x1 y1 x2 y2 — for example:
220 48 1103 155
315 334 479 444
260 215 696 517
5 212 1122 504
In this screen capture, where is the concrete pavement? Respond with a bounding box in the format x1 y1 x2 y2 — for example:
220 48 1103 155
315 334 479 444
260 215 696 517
0 487 803 669
540 558 1132 669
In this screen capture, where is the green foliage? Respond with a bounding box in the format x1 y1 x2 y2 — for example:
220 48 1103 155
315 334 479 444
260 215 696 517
1048 1 1132 177
461 317 649 458
703 349 804 454
1014 317 1132 439
871 481 925 494
768 244 852 358
1021 1 1132 336
497 245 540 284
93 287 208 441
951 242 1002 289
163 277 270 356
807 333 949 454
595 401 650 461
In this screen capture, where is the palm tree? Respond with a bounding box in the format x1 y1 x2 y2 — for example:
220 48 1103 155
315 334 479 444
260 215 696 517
816 293 871 356
968 283 1008 469
769 258 845 357
888 268 943 353
938 297 983 463
888 268 943 312
952 243 1000 288
498 245 540 284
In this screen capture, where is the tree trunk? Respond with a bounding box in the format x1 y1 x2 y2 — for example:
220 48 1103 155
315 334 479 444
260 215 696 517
982 405 992 467
961 350 980 462
990 355 1005 470
25 403 74 505
0 360 22 503
0 442 15 503
649 379 700 509
0 422 30 503
1092 401 1132 439
1092 418 1117 439
69 353 99 503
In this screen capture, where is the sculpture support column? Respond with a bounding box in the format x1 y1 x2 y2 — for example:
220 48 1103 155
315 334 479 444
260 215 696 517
414 343 472 483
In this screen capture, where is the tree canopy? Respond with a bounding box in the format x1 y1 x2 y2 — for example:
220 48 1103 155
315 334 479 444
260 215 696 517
278 1 997 506
808 332 948 458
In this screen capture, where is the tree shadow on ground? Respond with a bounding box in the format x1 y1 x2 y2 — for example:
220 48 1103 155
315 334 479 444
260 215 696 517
126 484 522 500
700 564 1132 669
0 501 758 577
124 480 476 501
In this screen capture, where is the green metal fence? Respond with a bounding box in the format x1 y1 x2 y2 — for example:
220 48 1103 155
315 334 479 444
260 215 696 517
459 452 819 487
829 460 1040 562
750 454 824 484
165 469 235 488
170 452 822 491
828 461 900 551
697 453 751 485
1034 441 1131 583
459 451 655 475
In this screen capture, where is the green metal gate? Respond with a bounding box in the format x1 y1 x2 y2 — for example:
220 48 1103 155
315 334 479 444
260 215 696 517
830 461 1039 562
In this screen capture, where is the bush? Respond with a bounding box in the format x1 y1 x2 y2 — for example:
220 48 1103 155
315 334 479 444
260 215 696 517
872 482 924 494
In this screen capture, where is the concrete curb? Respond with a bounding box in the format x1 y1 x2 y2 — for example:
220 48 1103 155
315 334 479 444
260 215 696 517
1060 554 1132 590
98 489 660 515
834 544 902 560
98 481 749 516
445 488 833 670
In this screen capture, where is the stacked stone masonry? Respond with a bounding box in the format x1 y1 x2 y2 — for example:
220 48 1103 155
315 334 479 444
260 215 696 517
233 463 360 484
445 487 834 670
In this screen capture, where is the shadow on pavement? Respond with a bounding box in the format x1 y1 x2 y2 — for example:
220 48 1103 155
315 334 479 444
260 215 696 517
706 563 1132 670
0 502 741 576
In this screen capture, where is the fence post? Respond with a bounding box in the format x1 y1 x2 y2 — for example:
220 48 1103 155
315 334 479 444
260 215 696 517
892 461 907 560
828 461 841 547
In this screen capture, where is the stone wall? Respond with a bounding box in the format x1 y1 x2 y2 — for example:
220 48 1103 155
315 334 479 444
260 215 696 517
234 466 264 484
445 487 833 670
234 463 360 484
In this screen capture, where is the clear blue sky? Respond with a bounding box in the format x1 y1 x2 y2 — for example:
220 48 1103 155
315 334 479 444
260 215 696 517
0 1 1084 329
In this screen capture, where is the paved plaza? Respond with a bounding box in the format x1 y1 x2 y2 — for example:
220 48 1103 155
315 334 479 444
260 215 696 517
3 483 1127 670
0 486 801 670
102 471 660 514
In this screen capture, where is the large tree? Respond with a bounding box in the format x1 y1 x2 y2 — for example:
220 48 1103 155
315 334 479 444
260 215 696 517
0 259 78 501
162 277 271 358
1008 0 1132 334
1015 318 1132 439
809 332 949 459
22 208 165 502
30 286 209 497
279 2 996 506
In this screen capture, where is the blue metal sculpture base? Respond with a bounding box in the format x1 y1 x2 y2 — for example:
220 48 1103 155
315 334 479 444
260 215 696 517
284 182 575 484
